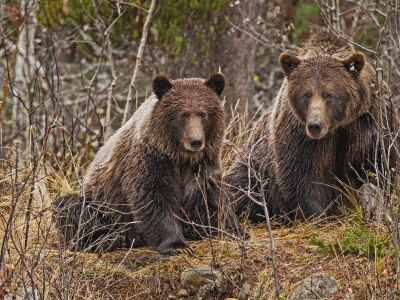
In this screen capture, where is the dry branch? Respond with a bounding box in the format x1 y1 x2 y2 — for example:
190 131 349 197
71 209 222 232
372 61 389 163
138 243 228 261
122 0 157 125
0 0 35 122
105 37 118 142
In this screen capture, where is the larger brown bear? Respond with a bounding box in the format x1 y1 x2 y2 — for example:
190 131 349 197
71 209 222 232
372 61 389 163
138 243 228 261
225 31 398 222
55 73 240 254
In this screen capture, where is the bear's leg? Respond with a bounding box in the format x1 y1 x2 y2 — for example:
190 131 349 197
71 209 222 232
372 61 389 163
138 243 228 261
54 192 92 249
182 172 245 240
182 178 219 239
130 151 189 255
54 193 129 252
132 188 188 255
224 159 273 223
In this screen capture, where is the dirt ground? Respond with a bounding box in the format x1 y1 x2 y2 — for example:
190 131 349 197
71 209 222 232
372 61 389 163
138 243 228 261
62 213 397 300
0 179 397 300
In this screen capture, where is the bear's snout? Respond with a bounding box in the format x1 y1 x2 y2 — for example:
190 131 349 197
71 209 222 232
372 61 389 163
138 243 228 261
307 120 322 135
305 96 329 139
183 116 205 152
306 116 328 139
189 137 203 150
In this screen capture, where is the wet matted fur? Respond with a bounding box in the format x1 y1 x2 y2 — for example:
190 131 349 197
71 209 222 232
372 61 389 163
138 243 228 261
224 31 398 223
54 73 241 254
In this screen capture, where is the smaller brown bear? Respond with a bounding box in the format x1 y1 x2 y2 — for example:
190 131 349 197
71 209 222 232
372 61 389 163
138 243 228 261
224 31 398 222
54 73 241 254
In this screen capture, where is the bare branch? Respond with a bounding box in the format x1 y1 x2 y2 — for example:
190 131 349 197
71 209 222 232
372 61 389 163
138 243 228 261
122 0 157 125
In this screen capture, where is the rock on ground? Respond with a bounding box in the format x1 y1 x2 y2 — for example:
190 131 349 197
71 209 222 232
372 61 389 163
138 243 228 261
178 289 189 298
359 183 383 223
4 294 13 300
180 265 219 292
237 283 252 300
287 272 338 300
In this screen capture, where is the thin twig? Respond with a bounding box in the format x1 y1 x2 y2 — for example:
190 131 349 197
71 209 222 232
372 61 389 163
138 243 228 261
122 0 157 125
105 37 118 141
314 0 377 54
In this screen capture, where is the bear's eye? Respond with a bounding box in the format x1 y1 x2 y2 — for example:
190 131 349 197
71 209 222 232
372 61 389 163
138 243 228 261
180 113 188 119
199 112 207 119
302 92 311 100
325 93 333 100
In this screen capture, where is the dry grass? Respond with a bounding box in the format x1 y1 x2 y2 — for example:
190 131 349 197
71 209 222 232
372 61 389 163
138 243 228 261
0 166 396 299
0 105 397 299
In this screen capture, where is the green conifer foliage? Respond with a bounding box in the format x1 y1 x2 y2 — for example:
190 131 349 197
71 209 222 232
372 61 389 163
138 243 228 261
36 0 229 57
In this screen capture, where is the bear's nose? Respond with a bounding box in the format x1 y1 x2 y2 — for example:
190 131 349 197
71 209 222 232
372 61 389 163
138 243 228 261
307 120 322 135
190 137 203 150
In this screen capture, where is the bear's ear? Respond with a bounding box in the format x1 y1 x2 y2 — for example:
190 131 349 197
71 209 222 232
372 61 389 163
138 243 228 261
279 53 301 76
343 52 365 76
205 73 225 97
152 75 173 100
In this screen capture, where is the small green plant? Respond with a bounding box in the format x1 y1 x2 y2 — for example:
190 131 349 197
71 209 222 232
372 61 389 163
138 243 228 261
309 234 330 252
309 224 390 258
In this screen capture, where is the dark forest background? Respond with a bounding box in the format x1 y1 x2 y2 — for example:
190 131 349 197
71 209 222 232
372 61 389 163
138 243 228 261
2 0 399 168
1 1 400 299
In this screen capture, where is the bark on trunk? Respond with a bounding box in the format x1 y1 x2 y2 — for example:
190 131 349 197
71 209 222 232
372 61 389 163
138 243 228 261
167 0 261 137
13 2 36 144
210 0 261 136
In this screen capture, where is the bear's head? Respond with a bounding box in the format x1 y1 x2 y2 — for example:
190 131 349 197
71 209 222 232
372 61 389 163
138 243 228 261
279 52 369 139
149 73 225 162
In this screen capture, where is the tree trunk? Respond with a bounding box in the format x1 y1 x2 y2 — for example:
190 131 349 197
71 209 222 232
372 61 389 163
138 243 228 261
167 1 261 137
210 0 261 137
13 2 36 144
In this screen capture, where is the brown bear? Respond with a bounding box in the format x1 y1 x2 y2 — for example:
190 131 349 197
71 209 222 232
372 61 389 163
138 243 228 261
224 31 398 223
54 73 241 254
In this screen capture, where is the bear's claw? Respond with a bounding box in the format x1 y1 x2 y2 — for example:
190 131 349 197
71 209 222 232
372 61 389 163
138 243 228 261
176 245 194 256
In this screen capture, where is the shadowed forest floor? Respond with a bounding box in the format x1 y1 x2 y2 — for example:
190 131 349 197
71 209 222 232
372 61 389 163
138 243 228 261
0 186 397 299
45 213 396 299
0 131 398 299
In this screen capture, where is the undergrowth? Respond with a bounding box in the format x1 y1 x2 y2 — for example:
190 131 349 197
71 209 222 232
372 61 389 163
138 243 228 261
309 215 390 258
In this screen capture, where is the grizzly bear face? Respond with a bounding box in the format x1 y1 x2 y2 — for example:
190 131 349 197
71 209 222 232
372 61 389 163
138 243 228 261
147 73 225 162
279 52 368 139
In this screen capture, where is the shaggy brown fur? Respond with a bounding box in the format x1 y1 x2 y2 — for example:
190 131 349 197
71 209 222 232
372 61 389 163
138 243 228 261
224 31 398 222
54 73 241 254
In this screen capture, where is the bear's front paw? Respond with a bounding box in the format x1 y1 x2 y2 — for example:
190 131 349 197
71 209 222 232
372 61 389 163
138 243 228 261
175 245 194 255
157 243 194 256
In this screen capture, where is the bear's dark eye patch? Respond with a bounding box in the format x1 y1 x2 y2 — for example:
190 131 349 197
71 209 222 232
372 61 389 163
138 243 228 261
324 93 334 100
302 92 311 100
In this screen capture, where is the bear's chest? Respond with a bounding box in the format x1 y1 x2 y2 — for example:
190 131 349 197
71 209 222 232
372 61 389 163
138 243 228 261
176 165 200 202
176 163 219 204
